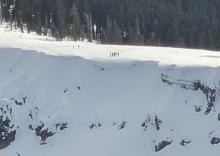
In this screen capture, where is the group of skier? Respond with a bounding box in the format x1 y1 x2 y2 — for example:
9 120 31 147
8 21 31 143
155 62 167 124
72 43 120 58
110 52 120 57
72 44 80 49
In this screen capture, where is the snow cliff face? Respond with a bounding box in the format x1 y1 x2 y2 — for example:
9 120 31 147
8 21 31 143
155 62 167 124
1 23 220 156
0 47 220 156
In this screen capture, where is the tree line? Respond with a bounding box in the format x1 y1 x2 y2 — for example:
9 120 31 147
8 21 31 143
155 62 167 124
1 0 220 50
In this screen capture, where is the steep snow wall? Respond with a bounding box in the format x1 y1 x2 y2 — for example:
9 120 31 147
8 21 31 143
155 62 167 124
0 47 220 156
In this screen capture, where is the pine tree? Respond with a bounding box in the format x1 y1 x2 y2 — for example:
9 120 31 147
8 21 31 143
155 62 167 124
8 0 16 30
116 23 121 44
112 19 121 44
68 3 82 40
54 0 66 39
104 16 121 44
1 0 220 50
174 0 184 46
0 0 2 24
84 12 93 42
127 24 134 44
105 16 112 43
16 9 23 32
34 11 42 34
134 17 144 44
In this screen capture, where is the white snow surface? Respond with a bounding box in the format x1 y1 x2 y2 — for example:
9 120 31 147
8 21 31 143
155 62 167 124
0 24 220 156
1 24 220 67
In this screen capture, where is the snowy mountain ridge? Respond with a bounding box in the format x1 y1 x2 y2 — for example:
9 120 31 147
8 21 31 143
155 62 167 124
0 24 220 156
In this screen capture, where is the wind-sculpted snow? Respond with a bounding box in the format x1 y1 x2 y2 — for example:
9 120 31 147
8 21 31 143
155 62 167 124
0 47 220 156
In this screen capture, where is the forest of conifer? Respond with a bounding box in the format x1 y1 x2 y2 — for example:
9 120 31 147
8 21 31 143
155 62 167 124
1 0 220 50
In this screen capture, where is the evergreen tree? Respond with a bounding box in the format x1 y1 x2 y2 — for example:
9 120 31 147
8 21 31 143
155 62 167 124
0 0 2 24
1 0 220 50
112 19 121 44
54 0 66 39
84 12 93 42
105 16 112 43
8 0 16 30
105 17 121 44
134 17 144 44
68 3 82 40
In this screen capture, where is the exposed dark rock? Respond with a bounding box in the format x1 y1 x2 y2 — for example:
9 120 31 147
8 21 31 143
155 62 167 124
29 112 33 119
29 124 34 130
63 89 69 93
141 122 146 128
141 115 162 131
15 100 23 106
35 122 55 144
39 130 55 145
14 97 28 106
195 106 202 112
180 139 192 146
29 107 39 120
97 122 102 127
89 123 96 129
55 122 68 131
31 119 68 144
155 140 172 152
89 122 102 129
0 118 16 149
0 127 16 150
118 121 127 129
35 123 44 136
161 74 216 115
60 123 68 130
16 152 21 156
0 103 16 150
211 137 220 145
155 116 162 131
218 114 220 121
22 97 27 104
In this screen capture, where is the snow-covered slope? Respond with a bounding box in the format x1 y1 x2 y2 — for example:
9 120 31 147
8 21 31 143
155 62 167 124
0 25 220 156
1 24 220 67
